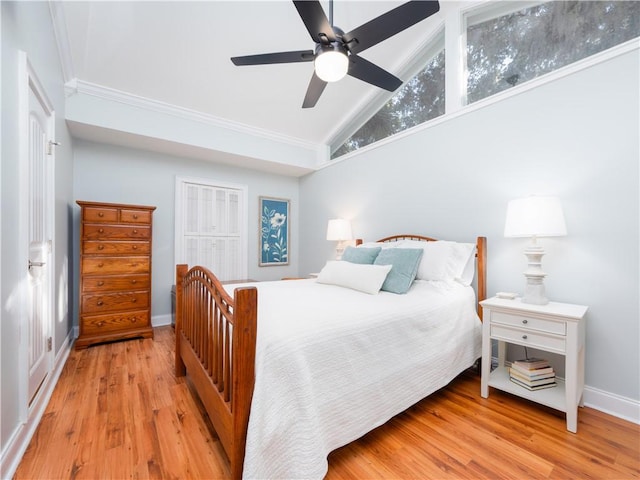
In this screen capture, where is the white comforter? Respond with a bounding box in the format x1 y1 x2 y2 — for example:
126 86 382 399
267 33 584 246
225 279 482 480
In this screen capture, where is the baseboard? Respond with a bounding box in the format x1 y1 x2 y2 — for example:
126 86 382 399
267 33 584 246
494 356 639 425
583 386 640 424
152 313 172 327
0 330 74 480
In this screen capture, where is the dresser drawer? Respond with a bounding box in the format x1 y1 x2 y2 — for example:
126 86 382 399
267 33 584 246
81 310 150 335
491 324 566 353
83 224 151 240
120 209 152 224
491 311 566 336
83 207 118 223
82 274 150 292
83 241 150 255
82 291 149 314
83 256 150 275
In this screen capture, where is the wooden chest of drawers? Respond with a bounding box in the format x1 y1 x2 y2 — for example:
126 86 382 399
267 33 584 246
76 201 156 349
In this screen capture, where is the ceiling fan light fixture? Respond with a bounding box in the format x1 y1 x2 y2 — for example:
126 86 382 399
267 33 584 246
314 43 348 82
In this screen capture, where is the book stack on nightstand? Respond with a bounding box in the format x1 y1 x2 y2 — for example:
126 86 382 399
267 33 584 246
509 358 556 391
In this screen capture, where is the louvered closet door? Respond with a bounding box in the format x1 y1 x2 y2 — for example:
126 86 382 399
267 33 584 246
181 182 244 282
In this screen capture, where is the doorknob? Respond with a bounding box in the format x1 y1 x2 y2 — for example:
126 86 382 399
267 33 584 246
28 260 45 270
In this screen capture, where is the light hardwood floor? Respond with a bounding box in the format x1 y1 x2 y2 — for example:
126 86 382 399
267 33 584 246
15 326 639 479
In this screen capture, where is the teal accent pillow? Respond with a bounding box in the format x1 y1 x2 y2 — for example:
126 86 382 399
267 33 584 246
342 246 381 265
374 248 424 294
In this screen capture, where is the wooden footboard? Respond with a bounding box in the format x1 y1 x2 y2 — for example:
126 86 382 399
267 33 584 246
175 265 257 480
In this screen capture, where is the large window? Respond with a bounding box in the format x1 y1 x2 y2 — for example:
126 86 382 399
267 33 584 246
467 1 640 104
332 49 445 158
331 2 639 159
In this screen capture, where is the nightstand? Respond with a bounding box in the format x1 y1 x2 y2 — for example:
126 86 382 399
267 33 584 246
480 296 588 433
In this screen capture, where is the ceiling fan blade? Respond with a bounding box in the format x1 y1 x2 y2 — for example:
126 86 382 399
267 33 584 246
302 72 328 108
347 55 403 91
293 0 337 44
343 1 440 55
231 50 314 66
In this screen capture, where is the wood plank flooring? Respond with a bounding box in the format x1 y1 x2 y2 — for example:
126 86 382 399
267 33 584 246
15 326 639 479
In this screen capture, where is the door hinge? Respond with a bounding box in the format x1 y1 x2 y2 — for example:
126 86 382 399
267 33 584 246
47 337 53 351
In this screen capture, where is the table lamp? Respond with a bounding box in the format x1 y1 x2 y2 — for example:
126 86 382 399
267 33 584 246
504 196 567 305
326 218 352 260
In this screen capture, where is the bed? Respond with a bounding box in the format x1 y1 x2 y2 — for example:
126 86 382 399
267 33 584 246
175 234 487 480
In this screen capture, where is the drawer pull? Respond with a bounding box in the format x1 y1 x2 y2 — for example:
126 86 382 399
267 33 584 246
97 300 104 306
133 229 138 234
98 212 104 217
98 281 104 286
98 262 104 268
133 214 138 219
522 334 528 340
132 298 137 303
98 228 104 234
97 321 104 327
132 245 138 250
98 245 104 250
131 279 137 284
131 317 137 323
522 319 528 324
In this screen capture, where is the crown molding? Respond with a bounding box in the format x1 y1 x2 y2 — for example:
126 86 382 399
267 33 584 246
64 79 324 154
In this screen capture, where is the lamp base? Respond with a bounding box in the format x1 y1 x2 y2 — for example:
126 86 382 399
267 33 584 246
335 241 348 260
522 275 549 305
521 241 549 305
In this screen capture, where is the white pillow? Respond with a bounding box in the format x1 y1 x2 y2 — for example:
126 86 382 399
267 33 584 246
398 240 475 283
316 261 392 294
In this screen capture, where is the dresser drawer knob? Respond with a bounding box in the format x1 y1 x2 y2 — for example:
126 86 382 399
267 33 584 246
131 317 137 323
132 298 137 303
98 228 104 234
98 262 104 268
133 229 138 234
132 245 138 250
97 321 104 327
522 334 528 340
98 212 104 217
133 214 138 219
131 279 137 284
522 319 528 324
97 300 104 306
98 245 104 250
98 281 104 286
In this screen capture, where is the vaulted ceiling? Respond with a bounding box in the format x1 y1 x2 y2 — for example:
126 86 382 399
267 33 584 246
59 1 449 149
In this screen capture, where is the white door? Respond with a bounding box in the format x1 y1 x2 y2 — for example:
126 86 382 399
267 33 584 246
26 67 54 404
176 178 247 282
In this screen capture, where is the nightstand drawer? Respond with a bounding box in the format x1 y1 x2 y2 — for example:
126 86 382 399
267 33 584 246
492 311 566 336
491 324 566 353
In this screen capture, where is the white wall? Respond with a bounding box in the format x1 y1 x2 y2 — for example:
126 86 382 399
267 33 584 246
1 0 75 470
73 140 300 323
299 48 639 407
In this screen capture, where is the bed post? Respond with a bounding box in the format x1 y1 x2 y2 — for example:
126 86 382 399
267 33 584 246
175 264 187 377
230 286 258 480
476 237 487 321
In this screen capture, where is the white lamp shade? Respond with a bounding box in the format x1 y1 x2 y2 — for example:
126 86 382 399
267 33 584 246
326 218 352 241
315 51 348 82
504 196 567 238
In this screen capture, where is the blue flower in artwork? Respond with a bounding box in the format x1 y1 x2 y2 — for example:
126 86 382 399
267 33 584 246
261 200 288 264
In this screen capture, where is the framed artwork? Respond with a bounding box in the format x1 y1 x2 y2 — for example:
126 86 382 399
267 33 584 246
259 196 290 266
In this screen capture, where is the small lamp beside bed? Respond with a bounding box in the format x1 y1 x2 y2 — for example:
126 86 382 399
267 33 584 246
504 196 567 305
326 218 353 260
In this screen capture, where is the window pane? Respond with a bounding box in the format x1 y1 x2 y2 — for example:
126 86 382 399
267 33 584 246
467 1 640 104
332 49 445 158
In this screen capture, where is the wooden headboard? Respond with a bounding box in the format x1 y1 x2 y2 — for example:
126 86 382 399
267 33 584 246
355 235 487 320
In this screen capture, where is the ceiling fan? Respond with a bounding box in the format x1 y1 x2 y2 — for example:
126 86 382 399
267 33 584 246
231 0 440 108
